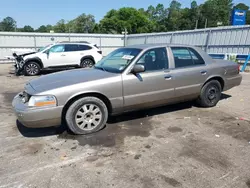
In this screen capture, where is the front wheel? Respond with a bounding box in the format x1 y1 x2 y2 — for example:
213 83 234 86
80 59 95 68
65 97 108 135
197 80 222 107
24 62 41 76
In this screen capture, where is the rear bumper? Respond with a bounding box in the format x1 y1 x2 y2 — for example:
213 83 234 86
224 74 242 91
12 94 63 128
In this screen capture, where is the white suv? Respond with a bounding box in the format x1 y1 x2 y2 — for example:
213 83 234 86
14 42 103 76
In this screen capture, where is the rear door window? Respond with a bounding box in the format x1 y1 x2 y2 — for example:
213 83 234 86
171 47 205 68
65 44 79 52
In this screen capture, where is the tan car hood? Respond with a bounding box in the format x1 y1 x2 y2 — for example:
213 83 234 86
28 68 116 93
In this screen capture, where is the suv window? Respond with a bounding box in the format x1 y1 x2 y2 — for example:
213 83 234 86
49 45 65 53
136 48 168 71
78 45 92 51
171 47 205 68
65 44 79 52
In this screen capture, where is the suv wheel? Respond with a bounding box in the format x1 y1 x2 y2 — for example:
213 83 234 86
197 80 222 107
24 62 41 76
80 59 94 68
65 97 108 135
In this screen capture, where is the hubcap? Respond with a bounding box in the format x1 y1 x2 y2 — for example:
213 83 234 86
82 60 94 68
207 86 218 103
26 64 38 75
75 104 102 131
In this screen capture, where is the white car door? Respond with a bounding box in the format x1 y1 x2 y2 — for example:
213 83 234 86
42 44 67 67
64 44 82 65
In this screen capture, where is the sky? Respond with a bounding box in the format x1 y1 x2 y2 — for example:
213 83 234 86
0 0 249 29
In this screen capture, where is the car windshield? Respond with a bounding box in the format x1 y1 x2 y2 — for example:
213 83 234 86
94 48 141 73
37 44 52 52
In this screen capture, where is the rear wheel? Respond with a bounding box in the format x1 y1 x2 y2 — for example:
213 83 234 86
197 80 222 107
24 62 41 76
80 58 94 68
65 97 108 135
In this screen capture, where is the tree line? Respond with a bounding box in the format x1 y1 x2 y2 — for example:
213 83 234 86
0 0 249 34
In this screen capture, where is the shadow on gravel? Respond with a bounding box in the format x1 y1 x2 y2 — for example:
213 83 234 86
17 101 193 138
16 94 231 139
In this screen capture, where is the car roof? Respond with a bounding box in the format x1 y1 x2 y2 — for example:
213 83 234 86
125 43 199 50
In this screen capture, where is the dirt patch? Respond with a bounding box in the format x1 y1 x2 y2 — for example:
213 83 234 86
168 127 183 133
160 175 182 187
140 176 155 188
246 180 250 188
204 115 250 141
2 92 18 105
179 137 231 169
58 116 154 148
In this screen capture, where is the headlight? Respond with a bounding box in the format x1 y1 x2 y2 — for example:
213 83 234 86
28 95 57 107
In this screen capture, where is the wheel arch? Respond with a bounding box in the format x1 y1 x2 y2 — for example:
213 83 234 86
203 76 225 90
61 92 112 122
80 55 95 64
25 57 44 69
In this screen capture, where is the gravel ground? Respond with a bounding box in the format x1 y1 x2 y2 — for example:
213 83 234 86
0 64 250 188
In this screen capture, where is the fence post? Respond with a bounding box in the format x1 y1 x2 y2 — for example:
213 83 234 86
205 29 212 52
170 33 174 44
144 35 148 44
33 34 37 51
99 35 102 50
68 33 71 42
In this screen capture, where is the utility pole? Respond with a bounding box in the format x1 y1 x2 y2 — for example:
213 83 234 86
122 28 128 47
195 20 198 29
205 19 208 29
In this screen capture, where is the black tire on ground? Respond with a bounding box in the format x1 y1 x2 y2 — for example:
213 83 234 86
65 97 108 135
197 80 222 108
80 58 95 68
24 61 41 76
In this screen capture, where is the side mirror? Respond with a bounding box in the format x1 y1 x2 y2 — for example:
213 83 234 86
131 64 145 74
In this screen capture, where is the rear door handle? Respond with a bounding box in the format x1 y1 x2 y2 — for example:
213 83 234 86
200 70 207 75
165 75 172 80
61 54 66 56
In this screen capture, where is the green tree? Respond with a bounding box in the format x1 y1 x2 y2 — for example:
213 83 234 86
200 0 233 27
36 25 47 32
18 25 34 32
167 0 182 31
100 7 153 34
0 17 16 31
70 14 95 33
53 19 67 33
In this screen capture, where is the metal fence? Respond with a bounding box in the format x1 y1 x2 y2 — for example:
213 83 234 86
127 25 250 54
0 32 125 59
0 25 250 60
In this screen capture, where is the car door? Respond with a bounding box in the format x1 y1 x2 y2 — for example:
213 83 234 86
122 47 175 111
43 44 66 67
64 44 81 65
169 47 210 99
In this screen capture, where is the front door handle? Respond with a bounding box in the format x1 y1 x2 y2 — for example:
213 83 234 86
200 70 207 75
61 54 66 57
165 75 172 80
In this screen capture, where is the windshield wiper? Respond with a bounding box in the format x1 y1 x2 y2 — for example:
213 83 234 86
94 66 106 72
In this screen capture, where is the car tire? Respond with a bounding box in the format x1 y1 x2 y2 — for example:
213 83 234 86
80 58 94 68
24 62 41 76
197 80 222 107
65 97 108 135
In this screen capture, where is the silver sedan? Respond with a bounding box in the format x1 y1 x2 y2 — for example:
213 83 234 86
12 44 242 135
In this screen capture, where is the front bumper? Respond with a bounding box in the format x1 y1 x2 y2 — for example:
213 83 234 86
12 94 63 128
